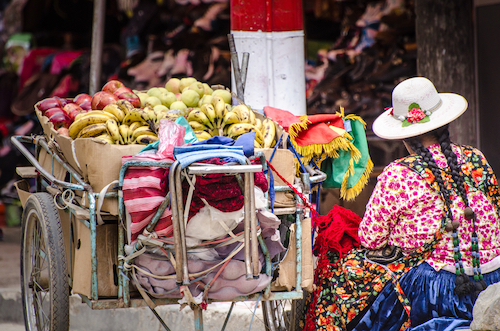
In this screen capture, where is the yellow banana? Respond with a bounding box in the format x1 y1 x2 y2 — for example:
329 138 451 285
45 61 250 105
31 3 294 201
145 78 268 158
128 121 144 135
95 134 115 144
122 109 149 126
119 124 130 144
135 134 159 145
226 123 258 138
106 119 123 144
200 104 217 127
116 99 135 116
194 130 213 141
254 118 263 132
76 123 108 139
254 140 262 148
143 106 156 123
69 113 114 139
74 110 117 122
189 121 209 132
103 104 125 122
187 109 213 129
213 97 227 127
132 126 157 140
222 111 240 127
248 108 256 125
232 104 251 123
262 118 276 148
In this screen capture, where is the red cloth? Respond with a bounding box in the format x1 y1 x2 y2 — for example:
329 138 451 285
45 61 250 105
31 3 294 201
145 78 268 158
122 152 174 241
263 106 345 148
182 158 269 219
313 204 362 260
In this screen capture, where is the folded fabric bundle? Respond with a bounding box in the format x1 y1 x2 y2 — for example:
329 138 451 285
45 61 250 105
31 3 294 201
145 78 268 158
264 106 372 200
122 150 174 241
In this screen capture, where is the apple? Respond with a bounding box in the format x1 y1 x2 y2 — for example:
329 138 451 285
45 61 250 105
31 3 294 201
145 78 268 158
55 96 70 107
57 127 70 137
68 109 82 121
144 96 161 107
137 92 149 107
102 80 125 94
49 112 72 129
73 93 92 105
38 97 63 113
114 87 141 107
63 102 83 114
91 91 119 110
79 100 92 110
44 107 65 119
158 91 177 108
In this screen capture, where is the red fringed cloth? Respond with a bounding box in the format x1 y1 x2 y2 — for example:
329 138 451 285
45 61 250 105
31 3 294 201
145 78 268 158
303 205 362 331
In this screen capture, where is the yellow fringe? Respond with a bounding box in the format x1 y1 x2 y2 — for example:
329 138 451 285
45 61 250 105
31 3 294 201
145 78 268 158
340 157 374 201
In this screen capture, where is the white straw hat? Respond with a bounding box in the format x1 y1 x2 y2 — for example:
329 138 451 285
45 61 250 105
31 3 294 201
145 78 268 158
372 77 468 140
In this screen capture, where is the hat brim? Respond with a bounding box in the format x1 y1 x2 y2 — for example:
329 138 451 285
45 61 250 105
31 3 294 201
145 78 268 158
372 93 468 140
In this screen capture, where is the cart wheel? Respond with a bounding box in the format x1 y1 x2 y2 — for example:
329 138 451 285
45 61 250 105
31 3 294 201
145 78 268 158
262 215 308 331
21 193 69 331
262 292 307 331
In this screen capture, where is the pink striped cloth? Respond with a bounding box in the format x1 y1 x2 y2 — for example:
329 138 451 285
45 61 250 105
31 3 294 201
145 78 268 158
122 151 173 240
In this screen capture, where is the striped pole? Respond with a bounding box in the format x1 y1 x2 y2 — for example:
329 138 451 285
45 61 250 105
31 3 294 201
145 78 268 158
230 0 306 116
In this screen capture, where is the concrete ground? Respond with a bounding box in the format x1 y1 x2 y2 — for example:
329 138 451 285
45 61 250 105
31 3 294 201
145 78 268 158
0 226 267 331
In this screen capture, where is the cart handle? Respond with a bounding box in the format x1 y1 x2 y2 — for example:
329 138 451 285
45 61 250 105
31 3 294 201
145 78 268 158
11 135 91 192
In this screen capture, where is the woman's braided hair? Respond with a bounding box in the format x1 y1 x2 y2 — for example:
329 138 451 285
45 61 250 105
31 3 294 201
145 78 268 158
405 125 486 298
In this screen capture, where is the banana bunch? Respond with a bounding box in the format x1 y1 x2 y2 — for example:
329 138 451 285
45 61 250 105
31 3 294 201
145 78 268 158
67 100 160 145
186 97 277 148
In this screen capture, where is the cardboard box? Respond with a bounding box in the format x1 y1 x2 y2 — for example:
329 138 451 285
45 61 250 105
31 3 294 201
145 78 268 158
256 148 296 208
36 105 143 215
72 221 118 298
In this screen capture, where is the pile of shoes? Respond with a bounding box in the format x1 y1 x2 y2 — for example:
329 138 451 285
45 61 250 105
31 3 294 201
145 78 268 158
305 0 417 138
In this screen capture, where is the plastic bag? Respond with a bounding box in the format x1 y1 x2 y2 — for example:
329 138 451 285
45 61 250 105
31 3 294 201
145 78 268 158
157 119 186 159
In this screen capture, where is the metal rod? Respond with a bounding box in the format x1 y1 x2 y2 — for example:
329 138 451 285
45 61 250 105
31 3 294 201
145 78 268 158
221 302 235 331
244 172 252 279
241 52 250 94
175 166 190 285
89 193 98 300
187 164 262 175
250 173 259 277
227 33 244 101
194 305 204 331
168 162 183 284
89 0 106 95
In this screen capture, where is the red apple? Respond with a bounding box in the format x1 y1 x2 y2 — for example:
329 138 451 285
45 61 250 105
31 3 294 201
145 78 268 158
38 97 63 113
91 91 119 110
49 112 72 129
102 80 125 94
55 96 70 107
63 102 83 114
114 87 141 107
68 109 82 121
79 100 92 110
57 127 70 137
73 93 92 105
44 107 65 119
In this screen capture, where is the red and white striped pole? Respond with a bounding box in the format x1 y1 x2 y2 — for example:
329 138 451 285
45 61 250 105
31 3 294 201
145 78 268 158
230 0 306 116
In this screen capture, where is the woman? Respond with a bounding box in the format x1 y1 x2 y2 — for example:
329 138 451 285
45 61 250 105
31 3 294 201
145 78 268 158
306 77 500 331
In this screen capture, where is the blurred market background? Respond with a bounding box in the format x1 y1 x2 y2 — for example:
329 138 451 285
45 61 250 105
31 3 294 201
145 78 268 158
0 0 499 231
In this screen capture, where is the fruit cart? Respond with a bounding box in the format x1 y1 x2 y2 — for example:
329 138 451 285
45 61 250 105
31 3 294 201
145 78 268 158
11 127 326 331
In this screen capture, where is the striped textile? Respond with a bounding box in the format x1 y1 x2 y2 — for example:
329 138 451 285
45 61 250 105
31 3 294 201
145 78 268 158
122 151 173 240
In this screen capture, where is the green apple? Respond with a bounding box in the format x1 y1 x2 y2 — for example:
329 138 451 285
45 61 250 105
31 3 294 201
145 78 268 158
137 92 149 107
147 87 162 98
158 91 178 108
202 83 213 95
153 104 169 113
187 82 205 97
165 78 181 94
181 89 201 107
198 94 213 107
212 89 232 104
144 96 162 107
169 100 187 110
179 77 198 92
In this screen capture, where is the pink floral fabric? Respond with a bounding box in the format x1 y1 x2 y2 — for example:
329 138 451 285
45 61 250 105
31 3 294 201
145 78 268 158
359 143 500 271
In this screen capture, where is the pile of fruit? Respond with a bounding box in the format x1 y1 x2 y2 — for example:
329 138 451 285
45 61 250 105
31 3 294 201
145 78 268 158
36 77 277 148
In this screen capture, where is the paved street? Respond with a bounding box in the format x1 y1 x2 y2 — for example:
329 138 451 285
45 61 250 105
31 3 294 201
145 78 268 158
0 227 267 331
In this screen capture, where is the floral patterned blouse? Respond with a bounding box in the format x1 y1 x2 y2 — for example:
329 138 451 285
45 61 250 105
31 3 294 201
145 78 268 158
359 143 500 272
